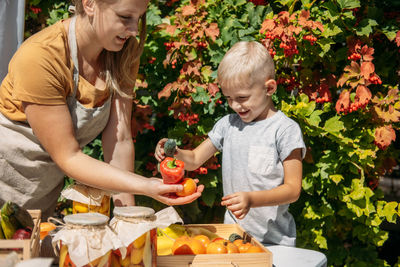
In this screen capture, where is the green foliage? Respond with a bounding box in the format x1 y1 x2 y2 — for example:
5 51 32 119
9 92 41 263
25 0 400 265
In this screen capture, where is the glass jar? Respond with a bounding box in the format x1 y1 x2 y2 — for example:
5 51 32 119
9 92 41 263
110 206 157 267
72 194 111 217
61 183 111 217
53 213 123 267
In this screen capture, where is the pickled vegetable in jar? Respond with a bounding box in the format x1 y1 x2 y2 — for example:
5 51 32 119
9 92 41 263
109 206 157 267
72 194 111 216
52 213 124 267
61 183 112 217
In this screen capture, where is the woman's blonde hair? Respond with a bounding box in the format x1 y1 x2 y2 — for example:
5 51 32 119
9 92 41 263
217 41 275 90
71 0 146 98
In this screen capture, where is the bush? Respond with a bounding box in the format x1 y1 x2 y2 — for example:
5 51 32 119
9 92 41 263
25 0 400 265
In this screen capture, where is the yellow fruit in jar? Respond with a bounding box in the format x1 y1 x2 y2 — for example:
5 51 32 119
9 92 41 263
119 255 130 267
110 253 121 267
98 199 110 215
97 251 111 267
133 233 146 249
88 256 101 266
58 245 68 267
73 201 89 213
88 204 100 212
130 247 144 265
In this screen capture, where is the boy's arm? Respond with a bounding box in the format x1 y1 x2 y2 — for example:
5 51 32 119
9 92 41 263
221 148 302 219
175 138 218 171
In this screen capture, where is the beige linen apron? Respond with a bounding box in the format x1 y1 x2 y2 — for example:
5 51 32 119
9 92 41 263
0 16 111 219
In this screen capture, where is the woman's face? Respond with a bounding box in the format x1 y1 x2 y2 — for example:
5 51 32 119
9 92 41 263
91 0 149 51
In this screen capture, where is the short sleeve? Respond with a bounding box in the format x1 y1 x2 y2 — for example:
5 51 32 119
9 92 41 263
10 42 68 104
208 115 230 151
277 122 306 161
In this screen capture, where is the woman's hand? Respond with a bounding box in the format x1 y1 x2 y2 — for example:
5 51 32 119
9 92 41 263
221 192 251 220
154 138 168 162
146 178 204 206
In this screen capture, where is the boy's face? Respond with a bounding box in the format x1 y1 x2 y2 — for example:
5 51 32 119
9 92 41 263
222 80 275 123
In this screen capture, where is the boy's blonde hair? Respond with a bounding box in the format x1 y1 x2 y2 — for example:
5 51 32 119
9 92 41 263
217 41 275 90
71 0 146 98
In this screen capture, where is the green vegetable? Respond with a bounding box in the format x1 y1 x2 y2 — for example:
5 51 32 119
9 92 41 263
164 139 177 157
229 233 242 243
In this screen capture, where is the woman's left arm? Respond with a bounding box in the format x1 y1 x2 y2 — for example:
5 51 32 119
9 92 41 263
102 91 136 206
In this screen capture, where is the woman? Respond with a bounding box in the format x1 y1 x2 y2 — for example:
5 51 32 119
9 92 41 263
0 0 203 219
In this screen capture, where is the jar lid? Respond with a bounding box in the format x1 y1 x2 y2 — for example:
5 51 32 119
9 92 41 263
113 206 155 218
63 212 109 226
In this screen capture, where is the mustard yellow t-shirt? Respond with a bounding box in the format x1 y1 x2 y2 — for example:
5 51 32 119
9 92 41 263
0 20 110 122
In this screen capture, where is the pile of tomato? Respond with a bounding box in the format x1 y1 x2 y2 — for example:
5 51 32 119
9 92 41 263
171 234 264 255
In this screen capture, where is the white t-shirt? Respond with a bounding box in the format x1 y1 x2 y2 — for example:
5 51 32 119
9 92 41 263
208 110 306 246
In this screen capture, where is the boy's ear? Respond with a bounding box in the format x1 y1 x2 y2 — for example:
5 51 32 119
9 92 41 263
82 0 95 16
265 79 277 96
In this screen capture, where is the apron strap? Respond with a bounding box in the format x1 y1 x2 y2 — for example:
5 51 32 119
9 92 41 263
68 16 79 98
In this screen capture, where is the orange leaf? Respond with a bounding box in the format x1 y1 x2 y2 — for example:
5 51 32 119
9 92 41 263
260 19 275 33
360 45 374 61
355 85 372 105
360 62 375 79
299 10 310 20
181 62 201 76
207 83 220 97
182 5 196 16
205 23 219 42
374 105 400 123
374 125 396 150
335 90 350 113
158 83 174 99
166 25 177 35
395 30 400 46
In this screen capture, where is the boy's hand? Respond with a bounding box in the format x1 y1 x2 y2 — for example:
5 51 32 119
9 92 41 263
221 192 251 220
147 177 204 205
155 138 168 162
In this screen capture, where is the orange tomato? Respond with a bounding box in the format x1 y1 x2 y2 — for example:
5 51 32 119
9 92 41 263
193 234 211 248
213 238 229 244
246 245 264 253
226 242 240 254
233 239 253 253
190 238 207 254
206 242 227 254
211 237 225 243
176 178 197 197
172 236 206 255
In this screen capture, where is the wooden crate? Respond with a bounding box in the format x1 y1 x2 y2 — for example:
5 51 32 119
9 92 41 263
156 224 272 267
0 209 41 260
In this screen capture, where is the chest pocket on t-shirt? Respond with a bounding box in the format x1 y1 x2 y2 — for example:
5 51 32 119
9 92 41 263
248 145 275 175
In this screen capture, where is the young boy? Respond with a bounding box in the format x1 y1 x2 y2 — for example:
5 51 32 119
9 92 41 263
155 41 305 246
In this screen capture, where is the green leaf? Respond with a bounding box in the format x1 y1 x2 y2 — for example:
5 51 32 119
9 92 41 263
356 19 378 37
382 202 399 223
337 0 360 9
323 116 344 133
191 87 210 103
321 24 343 38
381 25 398 41
330 174 344 185
146 4 162 27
